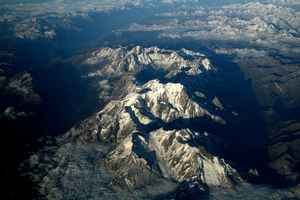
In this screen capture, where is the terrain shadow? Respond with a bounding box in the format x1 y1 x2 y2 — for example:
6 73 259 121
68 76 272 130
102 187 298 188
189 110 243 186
133 49 293 187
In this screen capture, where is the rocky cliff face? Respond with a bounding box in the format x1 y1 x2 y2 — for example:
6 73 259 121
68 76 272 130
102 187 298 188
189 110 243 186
236 54 300 186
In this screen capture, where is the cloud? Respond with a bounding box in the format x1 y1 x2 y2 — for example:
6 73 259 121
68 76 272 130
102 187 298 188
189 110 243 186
4 72 41 105
20 136 180 199
7 72 33 94
44 30 56 38
0 106 28 119
158 33 181 39
214 48 268 58
98 79 111 90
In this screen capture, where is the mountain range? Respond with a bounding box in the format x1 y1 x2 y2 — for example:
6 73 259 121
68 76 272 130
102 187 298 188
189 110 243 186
1 0 299 199
22 46 299 199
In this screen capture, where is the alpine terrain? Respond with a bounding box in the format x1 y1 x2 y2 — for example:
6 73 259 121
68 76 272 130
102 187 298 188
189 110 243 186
23 46 300 199
1 0 300 199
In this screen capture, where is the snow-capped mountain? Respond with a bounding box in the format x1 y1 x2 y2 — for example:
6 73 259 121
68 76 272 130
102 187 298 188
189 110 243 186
74 45 217 102
2 0 299 199
20 46 230 197
84 79 234 190
23 45 299 199
83 46 214 76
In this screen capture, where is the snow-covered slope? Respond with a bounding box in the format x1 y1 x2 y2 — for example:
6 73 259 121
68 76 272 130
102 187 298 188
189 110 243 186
83 46 214 77
22 45 300 199
41 45 243 193
23 46 232 193
57 78 236 191
74 45 216 101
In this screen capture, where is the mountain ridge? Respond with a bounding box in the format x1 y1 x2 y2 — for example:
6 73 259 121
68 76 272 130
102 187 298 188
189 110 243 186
21 45 300 199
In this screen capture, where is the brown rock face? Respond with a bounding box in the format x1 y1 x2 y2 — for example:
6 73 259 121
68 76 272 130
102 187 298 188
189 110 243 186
237 55 300 185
